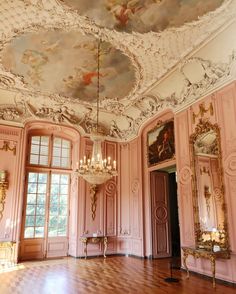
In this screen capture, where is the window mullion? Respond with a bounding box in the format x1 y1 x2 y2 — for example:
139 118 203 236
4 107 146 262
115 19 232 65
44 170 51 257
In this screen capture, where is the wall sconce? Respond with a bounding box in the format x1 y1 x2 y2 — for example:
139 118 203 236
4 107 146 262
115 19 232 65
0 171 9 221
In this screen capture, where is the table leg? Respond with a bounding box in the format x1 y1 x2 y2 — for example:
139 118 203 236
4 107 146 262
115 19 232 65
103 237 108 258
183 251 189 278
210 256 216 288
84 240 88 259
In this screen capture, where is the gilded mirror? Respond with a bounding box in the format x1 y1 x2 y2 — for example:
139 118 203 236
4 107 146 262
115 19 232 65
190 119 230 253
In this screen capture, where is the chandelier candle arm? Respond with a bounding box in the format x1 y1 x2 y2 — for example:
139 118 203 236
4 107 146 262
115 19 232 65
77 39 118 222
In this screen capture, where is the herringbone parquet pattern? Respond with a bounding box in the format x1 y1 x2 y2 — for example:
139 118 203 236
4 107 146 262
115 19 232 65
0 256 235 294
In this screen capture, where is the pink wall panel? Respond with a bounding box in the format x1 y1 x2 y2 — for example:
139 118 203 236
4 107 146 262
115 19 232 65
174 81 236 283
0 126 24 243
119 144 130 237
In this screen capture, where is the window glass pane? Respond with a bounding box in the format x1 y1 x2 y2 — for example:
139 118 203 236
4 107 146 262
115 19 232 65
24 172 48 239
59 205 67 216
26 205 35 215
37 184 47 194
53 147 61 157
31 144 40 154
61 158 69 168
30 154 39 165
58 216 67 227
60 184 68 194
50 206 58 215
52 157 60 167
39 155 48 165
60 195 67 205
36 205 45 215
37 194 46 205
24 227 34 238
28 173 38 183
29 136 49 166
27 183 37 193
27 194 36 204
51 174 60 184
49 215 58 227
50 194 58 204
53 138 61 148
41 136 49 145
35 227 44 238
38 173 47 183
61 175 69 185
31 136 40 144
51 184 60 195
52 138 70 168
40 145 48 156
61 148 69 157
62 140 70 148
48 173 69 237
36 216 45 226
25 216 35 227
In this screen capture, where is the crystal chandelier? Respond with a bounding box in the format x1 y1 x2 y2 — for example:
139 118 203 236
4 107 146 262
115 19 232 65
77 39 117 186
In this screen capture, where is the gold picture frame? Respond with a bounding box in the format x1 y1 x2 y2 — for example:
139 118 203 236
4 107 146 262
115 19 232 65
147 120 175 167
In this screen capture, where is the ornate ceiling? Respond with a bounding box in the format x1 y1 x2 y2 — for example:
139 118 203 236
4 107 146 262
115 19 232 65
0 0 235 141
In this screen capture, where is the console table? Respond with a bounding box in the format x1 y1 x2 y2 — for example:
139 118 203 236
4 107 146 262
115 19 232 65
0 241 16 266
182 246 230 288
80 235 108 259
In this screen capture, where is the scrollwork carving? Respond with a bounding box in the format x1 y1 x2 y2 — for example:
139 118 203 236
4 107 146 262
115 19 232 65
190 119 230 253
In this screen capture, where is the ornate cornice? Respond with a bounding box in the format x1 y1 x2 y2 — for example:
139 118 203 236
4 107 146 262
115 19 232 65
0 0 236 141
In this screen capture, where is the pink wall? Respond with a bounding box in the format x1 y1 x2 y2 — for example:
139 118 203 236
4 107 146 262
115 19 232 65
0 126 24 245
0 81 236 282
175 81 236 283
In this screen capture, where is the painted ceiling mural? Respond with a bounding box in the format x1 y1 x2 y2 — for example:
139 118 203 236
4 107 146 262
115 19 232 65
0 0 235 141
60 0 224 33
2 31 136 103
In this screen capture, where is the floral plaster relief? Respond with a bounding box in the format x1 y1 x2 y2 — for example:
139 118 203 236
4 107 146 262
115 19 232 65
2 31 136 104
61 0 223 33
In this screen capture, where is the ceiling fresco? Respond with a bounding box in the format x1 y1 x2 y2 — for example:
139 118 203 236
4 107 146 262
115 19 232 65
2 31 136 103
0 0 235 141
60 0 224 33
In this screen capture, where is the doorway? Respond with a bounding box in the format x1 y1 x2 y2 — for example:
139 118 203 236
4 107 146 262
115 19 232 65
150 167 180 258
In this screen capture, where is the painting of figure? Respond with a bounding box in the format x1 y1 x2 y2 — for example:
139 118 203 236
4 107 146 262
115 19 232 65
61 0 223 33
2 32 135 103
147 120 175 166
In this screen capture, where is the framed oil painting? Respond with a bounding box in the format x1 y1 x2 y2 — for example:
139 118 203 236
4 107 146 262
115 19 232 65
147 120 175 166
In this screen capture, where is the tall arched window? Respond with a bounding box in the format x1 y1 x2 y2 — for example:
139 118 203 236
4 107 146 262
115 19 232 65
21 134 72 260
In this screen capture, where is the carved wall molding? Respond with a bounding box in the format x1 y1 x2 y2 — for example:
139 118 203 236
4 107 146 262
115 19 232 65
154 202 168 224
0 0 236 142
192 102 214 124
105 180 117 196
0 130 19 137
179 166 192 185
131 179 140 195
0 141 16 155
224 152 236 176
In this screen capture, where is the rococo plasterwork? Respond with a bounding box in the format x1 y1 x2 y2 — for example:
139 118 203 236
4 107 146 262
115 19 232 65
0 0 236 141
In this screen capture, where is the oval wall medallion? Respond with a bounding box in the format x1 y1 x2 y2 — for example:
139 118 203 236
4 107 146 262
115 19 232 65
131 179 139 194
224 152 236 176
154 204 168 224
105 180 116 195
179 166 192 185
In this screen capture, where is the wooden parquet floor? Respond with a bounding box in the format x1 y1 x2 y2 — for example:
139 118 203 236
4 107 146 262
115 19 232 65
0 256 235 294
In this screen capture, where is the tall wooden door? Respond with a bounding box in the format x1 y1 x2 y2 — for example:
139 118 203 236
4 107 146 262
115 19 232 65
150 171 171 258
20 172 70 261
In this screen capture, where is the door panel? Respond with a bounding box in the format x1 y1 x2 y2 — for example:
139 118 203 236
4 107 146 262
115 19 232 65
20 172 69 261
46 173 69 258
150 171 171 258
